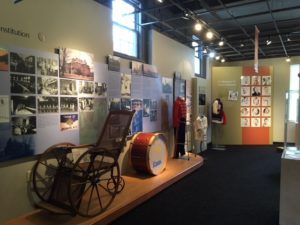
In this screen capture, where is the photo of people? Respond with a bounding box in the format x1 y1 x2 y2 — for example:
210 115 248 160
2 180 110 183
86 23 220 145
11 96 36 115
131 61 143 75
78 80 94 95
262 117 271 127
143 64 158 77
241 87 250 96
162 77 172 94
251 107 260 116
150 110 157 122
150 100 158 109
241 76 250 85
37 57 58 76
0 48 9 71
37 77 58 95
241 96 250 106
60 79 77 95
251 86 261 96
241 118 250 127
131 99 143 134
262 86 271 96
12 116 36 135
262 97 271 106
262 107 271 116
59 47 94 81
262 76 272 85
11 74 36 94
94 82 107 97
79 97 94 112
37 96 59 113
121 73 131 97
228 90 238 101
251 96 261 106
251 76 261 85
107 55 120 72
10 52 35 74
240 107 250 117
143 99 150 117
60 97 78 113
251 118 260 127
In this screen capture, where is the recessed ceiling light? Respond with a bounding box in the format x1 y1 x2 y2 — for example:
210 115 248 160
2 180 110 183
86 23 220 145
194 22 202 31
206 31 213 39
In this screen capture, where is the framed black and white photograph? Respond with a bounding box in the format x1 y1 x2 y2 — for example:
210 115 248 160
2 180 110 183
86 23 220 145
251 86 261 96
37 77 58 95
199 93 206 105
162 77 173 94
60 97 78 113
262 117 271 127
60 79 78 95
241 118 250 127
10 52 35 74
79 97 94 112
251 107 261 117
11 95 36 115
241 76 250 86
94 82 107 97
251 117 261 127
107 55 120 72
241 86 250 96
10 74 36 94
78 80 94 95
150 110 157 122
121 73 131 97
262 76 272 85
251 76 261 86
261 97 271 106
262 107 271 116
143 64 158 77
228 90 238 101
251 96 261 106
37 57 58 76
240 107 250 117
37 96 59 113
12 116 37 135
241 96 250 106
143 99 150 117
131 61 143 75
262 86 271 96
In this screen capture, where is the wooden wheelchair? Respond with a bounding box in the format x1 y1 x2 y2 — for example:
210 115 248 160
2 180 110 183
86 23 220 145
31 110 135 217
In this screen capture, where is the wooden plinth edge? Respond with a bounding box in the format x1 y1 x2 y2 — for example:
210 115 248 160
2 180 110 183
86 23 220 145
3 155 203 225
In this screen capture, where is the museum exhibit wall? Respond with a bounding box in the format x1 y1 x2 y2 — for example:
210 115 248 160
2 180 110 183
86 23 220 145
213 56 300 144
0 0 203 223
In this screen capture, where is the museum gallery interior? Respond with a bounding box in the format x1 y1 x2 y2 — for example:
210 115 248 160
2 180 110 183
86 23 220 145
0 0 300 224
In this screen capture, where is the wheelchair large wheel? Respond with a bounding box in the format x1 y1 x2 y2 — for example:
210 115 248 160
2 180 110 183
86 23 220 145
32 142 75 202
69 150 121 217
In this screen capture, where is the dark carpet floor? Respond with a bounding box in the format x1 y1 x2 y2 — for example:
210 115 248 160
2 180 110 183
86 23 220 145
109 146 281 225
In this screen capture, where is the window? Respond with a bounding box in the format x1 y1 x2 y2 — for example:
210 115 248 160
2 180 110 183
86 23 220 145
194 47 200 75
112 0 139 58
288 64 300 122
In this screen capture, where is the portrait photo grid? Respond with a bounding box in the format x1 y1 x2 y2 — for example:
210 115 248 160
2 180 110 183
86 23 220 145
240 74 272 128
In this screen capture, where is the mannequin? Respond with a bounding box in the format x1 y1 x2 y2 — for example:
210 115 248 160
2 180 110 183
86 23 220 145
173 96 187 158
194 114 208 155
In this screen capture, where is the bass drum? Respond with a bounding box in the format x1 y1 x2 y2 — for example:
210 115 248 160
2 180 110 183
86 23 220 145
130 132 168 175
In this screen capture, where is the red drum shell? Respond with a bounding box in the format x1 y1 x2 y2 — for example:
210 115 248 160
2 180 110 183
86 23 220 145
130 132 167 175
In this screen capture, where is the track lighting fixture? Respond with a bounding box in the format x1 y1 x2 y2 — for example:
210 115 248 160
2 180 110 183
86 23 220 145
240 43 245 47
215 55 220 60
218 40 224 47
194 22 202 31
266 39 272 45
206 31 213 39
221 58 226 63
286 57 291 62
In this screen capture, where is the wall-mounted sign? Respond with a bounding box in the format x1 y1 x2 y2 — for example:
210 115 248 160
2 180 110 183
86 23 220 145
0 26 30 38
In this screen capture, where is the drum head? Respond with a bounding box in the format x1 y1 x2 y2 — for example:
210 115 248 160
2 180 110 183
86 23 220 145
148 135 167 175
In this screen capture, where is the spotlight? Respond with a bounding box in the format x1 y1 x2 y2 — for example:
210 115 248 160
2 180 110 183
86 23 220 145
209 52 215 58
206 31 213 39
221 58 226 63
215 55 220 60
286 57 291 62
194 22 202 31
192 41 198 47
266 39 272 45
157 0 164 3
218 40 224 46
203 48 208 54
240 43 245 47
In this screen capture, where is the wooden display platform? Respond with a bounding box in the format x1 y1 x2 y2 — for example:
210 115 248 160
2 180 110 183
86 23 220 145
3 155 203 225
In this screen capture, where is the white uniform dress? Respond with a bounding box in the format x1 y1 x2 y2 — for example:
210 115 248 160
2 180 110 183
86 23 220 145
193 115 208 153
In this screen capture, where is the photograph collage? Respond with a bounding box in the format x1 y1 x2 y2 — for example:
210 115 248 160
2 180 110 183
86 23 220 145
240 74 272 128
